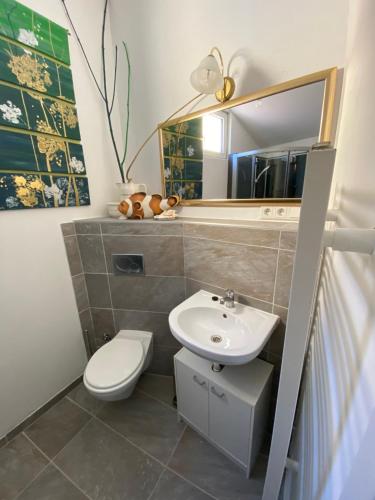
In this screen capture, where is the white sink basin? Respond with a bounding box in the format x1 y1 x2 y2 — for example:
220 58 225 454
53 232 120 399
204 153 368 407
169 290 279 365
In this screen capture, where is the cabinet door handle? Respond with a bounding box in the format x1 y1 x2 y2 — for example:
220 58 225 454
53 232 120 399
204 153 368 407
193 375 206 387
211 386 225 399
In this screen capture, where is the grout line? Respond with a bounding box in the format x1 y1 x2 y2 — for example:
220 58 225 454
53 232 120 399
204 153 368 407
271 232 282 312
84 271 185 278
91 414 216 499
74 232 296 253
13 460 51 500
71 234 85 275
163 465 218 500
23 425 93 500
50 415 94 461
76 232 183 237
99 224 117 335
102 233 183 238
21 433 92 498
146 468 166 500
90 306 174 315
72 231 95 355
24 414 94 462
136 389 176 412
183 234 281 251
22 432 52 462
165 425 187 467
92 415 167 467
50 461 93 499
65 396 98 419
186 277 274 309
22 383 216 500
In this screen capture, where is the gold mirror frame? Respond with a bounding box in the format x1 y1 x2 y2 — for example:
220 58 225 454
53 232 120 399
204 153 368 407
158 67 337 207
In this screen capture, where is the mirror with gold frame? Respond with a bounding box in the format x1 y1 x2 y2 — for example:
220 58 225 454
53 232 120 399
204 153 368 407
158 68 337 206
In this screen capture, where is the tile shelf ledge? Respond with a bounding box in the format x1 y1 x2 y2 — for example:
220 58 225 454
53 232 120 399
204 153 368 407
73 216 299 232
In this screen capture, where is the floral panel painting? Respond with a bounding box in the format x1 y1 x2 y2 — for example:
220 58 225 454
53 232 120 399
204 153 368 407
162 117 203 200
0 0 70 64
0 0 90 210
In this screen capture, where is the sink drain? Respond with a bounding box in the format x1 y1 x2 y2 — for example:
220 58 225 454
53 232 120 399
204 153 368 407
211 335 222 343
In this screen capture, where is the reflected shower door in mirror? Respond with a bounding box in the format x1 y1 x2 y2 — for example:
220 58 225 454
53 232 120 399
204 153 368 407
159 68 337 205
231 149 307 199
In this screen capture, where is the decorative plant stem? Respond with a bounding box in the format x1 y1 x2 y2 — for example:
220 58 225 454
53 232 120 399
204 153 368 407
61 0 105 102
61 0 128 182
61 0 203 185
100 0 124 181
121 41 131 176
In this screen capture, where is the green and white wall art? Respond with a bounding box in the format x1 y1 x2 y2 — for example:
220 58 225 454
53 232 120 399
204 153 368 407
0 0 90 210
162 117 203 200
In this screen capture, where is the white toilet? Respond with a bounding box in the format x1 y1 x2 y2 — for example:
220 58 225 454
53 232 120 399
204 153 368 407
83 330 153 401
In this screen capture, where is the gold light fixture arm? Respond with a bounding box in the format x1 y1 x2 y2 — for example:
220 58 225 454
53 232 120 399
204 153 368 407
125 93 203 182
209 47 236 103
210 47 224 75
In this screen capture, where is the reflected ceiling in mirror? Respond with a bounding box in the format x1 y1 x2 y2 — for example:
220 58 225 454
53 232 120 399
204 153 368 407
158 68 337 206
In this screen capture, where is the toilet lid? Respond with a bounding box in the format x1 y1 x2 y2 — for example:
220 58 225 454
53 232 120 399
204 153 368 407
85 339 143 390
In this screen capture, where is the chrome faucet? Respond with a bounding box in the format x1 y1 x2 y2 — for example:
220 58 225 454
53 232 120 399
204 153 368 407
219 289 235 308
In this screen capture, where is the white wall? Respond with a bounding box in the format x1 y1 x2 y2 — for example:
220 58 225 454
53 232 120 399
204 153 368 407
202 111 257 199
109 0 349 197
229 112 259 153
0 0 117 437
289 1 375 498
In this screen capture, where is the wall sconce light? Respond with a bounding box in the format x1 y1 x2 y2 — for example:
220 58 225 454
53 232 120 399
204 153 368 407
190 47 235 103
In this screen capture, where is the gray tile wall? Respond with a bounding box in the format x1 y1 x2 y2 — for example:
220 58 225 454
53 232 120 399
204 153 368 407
62 220 185 375
61 223 95 359
61 219 296 383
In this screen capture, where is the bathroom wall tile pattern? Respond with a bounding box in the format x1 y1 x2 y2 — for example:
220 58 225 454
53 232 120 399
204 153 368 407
85 274 112 309
90 308 116 347
183 223 280 248
72 274 89 312
109 275 185 312
114 309 181 349
184 237 278 302
102 234 184 276
279 230 298 250
61 222 76 237
101 220 183 236
274 250 295 308
77 235 106 273
62 219 296 376
185 278 274 313
63 235 83 277
78 309 95 357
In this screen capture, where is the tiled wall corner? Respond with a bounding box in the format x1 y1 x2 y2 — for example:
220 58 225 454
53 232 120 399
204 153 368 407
61 222 94 358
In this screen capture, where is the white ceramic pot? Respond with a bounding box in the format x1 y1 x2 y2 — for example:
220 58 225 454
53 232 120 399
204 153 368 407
107 202 121 218
107 182 148 218
116 181 147 198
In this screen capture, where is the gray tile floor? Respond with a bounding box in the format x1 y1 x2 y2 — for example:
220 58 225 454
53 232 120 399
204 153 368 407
0 374 267 500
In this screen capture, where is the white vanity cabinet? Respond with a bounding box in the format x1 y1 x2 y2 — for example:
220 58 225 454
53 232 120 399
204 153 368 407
174 348 273 476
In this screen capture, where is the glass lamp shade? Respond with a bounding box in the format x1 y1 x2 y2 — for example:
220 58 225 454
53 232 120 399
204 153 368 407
190 55 224 94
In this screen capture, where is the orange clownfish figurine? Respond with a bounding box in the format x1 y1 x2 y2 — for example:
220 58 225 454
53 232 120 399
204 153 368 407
118 193 180 219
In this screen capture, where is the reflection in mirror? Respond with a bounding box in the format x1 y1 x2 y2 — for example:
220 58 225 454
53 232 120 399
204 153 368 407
160 79 328 202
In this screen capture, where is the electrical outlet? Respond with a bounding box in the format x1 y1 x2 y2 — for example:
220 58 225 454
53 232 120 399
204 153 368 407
260 206 275 218
275 207 289 218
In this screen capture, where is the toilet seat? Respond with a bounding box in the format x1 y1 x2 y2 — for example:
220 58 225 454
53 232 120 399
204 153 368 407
84 338 144 390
